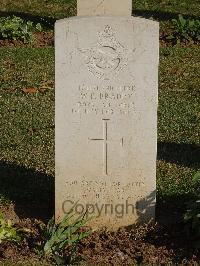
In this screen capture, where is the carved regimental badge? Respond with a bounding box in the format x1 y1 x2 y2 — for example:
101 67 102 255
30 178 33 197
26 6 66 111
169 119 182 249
80 25 129 80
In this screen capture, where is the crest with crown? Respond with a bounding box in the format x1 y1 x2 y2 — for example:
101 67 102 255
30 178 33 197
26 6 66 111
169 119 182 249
79 25 128 80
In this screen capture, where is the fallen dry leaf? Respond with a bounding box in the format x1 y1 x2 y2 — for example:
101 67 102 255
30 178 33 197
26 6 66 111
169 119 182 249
23 87 38 93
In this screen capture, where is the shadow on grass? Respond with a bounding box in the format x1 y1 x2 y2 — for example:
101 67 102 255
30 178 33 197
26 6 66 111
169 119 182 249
136 190 196 226
134 142 199 225
0 142 198 223
158 142 200 169
127 191 199 264
0 160 54 222
133 9 199 21
157 141 199 223
143 219 200 264
0 9 199 30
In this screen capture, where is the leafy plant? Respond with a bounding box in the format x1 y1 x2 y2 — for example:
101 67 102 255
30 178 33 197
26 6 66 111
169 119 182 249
184 172 200 247
0 16 42 43
167 14 200 44
42 205 92 265
0 212 21 244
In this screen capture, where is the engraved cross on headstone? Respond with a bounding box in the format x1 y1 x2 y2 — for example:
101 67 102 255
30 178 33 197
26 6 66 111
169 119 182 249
89 119 124 175
77 0 132 17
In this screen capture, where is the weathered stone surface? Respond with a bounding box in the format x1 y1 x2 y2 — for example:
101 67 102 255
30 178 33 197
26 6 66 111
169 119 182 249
55 16 159 229
77 0 132 16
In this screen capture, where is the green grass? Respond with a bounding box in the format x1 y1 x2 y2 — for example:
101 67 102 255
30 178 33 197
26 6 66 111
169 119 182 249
157 47 200 211
159 48 200 144
0 46 199 219
157 47 200 214
134 0 200 17
0 0 75 20
0 48 54 175
0 48 54 211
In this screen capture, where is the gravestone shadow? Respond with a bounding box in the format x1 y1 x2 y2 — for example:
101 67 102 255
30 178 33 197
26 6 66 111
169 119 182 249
0 9 199 30
0 160 54 222
0 142 198 223
134 189 199 264
133 9 199 21
135 190 156 224
135 141 199 225
158 141 200 169
157 141 199 223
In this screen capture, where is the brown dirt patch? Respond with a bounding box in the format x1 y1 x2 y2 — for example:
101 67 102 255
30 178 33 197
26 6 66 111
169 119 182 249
0 218 43 263
78 223 200 265
0 31 54 48
160 31 200 47
0 210 199 265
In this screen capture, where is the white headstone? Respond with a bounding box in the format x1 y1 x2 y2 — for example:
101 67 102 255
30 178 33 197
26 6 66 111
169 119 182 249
77 0 132 16
55 1 159 229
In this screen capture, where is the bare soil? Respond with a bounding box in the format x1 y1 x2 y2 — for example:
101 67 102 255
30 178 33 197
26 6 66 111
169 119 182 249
0 31 54 48
78 224 200 265
0 204 199 265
